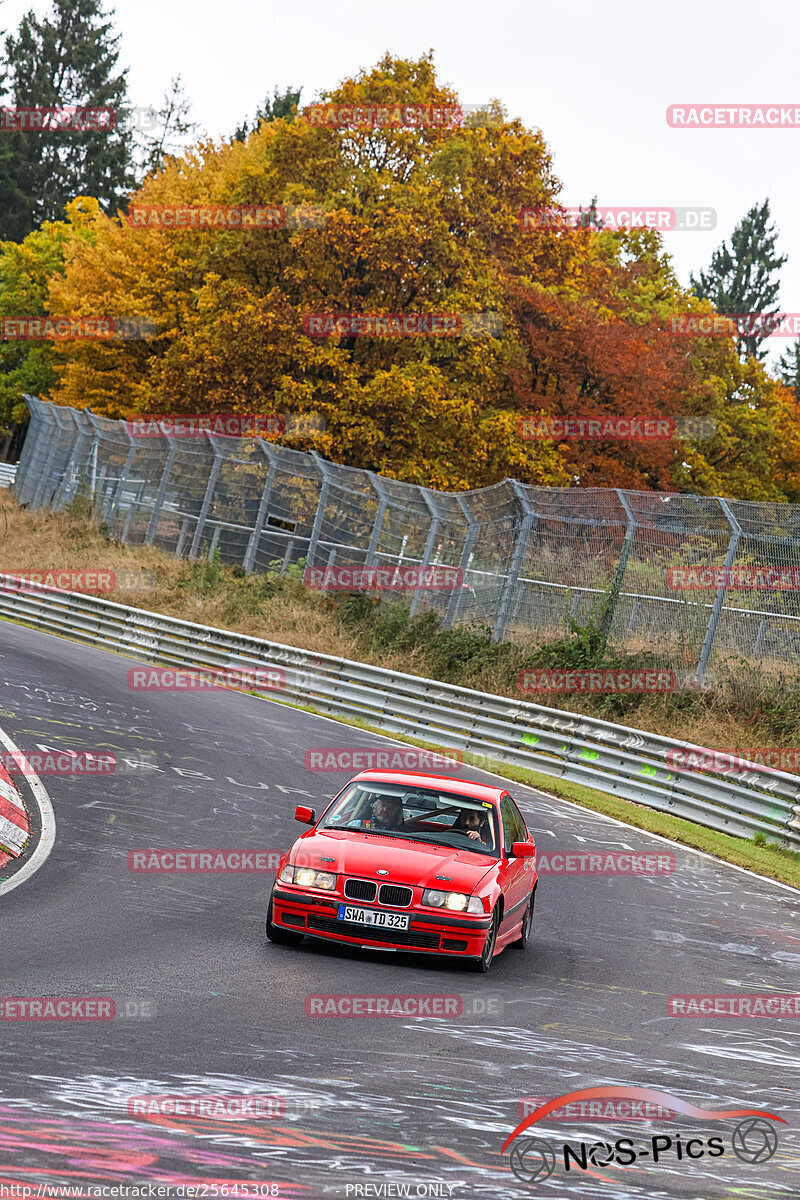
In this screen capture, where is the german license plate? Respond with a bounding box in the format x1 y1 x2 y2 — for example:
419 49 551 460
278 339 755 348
337 905 410 931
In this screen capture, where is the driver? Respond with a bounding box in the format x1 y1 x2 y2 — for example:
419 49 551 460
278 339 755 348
371 794 406 831
455 808 491 845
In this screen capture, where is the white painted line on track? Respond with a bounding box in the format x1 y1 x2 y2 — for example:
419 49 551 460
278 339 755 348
0 723 56 898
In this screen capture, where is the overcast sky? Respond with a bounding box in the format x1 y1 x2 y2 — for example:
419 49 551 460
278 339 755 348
4 0 799 366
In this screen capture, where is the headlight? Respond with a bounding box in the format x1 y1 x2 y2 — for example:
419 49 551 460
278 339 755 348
278 865 295 883
422 889 482 913
293 867 337 890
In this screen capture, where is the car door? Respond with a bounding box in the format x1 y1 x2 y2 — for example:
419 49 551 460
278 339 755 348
498 794 533 936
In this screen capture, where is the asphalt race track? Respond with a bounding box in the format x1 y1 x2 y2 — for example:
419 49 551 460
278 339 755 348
1 620 798 1199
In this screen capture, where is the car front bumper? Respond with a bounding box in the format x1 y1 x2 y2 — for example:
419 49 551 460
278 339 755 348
271 887 492 955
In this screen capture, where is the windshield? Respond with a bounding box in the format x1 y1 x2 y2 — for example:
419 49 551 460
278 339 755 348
319 782 500 856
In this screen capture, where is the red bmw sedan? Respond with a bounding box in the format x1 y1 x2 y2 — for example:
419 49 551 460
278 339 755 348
267 769 537 972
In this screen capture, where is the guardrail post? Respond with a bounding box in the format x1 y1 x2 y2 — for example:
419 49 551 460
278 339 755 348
492 481 537 643
306 452 332 569
144 429 178 546
694 498 742 686
243 440 278 574
189 436 224 557
410 488 441 619
600 489 638 644
443 496 478 629
366 474 389 566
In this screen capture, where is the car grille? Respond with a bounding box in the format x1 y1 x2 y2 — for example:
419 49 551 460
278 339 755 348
378 884 413 907
307 915 440 949
344 879 377 902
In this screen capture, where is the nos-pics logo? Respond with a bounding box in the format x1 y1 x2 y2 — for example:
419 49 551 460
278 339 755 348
503 1087 784 1185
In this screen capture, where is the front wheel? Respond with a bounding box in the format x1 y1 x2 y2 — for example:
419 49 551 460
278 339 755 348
266 892 304 946
473 908 499 973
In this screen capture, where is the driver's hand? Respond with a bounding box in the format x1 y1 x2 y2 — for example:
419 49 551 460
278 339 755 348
467 830 481 840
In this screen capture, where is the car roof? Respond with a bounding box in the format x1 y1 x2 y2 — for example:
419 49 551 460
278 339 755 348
349 769 506 805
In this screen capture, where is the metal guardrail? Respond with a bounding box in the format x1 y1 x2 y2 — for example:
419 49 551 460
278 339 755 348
0 574 797 850
0 463 17 488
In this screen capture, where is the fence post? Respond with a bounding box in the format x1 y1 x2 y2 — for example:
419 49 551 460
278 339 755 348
306 452 332 569
144 428 178 546
599 489 638 643
410 489 441 619
365 474 389 566
31 404 68 510
243 440 278 574
189 436 224 557
83 410 110 514
695 498 742 686
443 496 478 629
16 396 49 503
52 409 92 511
108 430 137 523
492 481 536 643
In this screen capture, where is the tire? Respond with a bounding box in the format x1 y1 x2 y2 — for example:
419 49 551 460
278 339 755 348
266 892 304 946
473 908 500 973
511 889 535 950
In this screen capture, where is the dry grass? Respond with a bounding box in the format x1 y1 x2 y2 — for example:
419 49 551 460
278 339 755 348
3 491 800 754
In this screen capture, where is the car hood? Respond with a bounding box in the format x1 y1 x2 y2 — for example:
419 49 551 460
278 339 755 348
292 830 495 893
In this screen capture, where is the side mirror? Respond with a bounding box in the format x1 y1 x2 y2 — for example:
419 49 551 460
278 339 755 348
294 805 316 825
511 841 536 858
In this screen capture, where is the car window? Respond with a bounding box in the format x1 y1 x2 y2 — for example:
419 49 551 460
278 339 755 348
319 782 500 856
500 795 527 852
499 797 516 854
507 795 528 842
